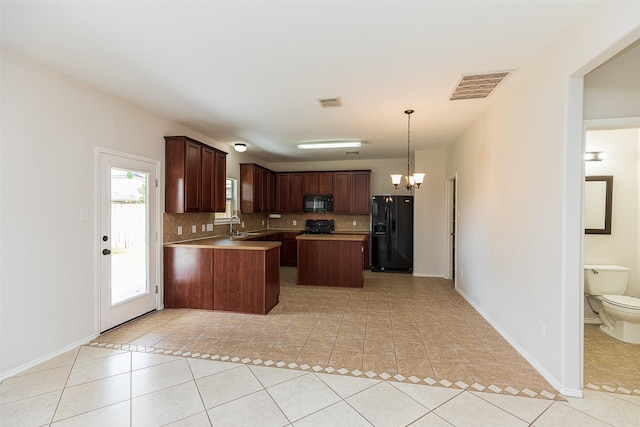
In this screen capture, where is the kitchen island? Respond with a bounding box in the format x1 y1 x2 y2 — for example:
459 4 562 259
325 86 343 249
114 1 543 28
164 237 281 315
296 234 366 288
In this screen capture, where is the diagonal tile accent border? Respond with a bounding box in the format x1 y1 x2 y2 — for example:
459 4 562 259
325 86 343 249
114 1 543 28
89 340 569 401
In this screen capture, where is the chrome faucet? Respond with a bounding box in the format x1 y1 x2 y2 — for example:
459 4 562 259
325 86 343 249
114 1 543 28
229 215 241 236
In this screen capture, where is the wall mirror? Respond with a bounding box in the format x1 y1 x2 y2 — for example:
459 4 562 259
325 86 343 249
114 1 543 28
585 175 613 234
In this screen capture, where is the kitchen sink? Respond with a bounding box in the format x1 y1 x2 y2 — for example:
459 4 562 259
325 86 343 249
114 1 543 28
230 232 262 239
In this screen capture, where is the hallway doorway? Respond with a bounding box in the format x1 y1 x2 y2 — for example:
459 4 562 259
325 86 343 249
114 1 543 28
445 175 457 281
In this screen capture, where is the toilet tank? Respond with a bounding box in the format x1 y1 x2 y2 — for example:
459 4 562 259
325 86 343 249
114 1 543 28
584 265 629 296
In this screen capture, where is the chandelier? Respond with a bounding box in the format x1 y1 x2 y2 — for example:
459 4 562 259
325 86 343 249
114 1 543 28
391 109 425 190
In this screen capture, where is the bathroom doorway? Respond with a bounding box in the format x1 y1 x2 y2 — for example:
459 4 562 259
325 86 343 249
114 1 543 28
582 121 640 391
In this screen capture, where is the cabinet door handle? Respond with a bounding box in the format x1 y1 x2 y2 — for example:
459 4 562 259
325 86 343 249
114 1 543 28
102 249 111 255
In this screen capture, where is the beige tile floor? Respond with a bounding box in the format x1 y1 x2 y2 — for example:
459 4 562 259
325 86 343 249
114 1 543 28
3 342 640 425
584 323 640 393
98 268 557 398
3 269 640 425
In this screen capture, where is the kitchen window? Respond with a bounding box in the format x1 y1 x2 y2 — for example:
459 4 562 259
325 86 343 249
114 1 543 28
215 178 238 223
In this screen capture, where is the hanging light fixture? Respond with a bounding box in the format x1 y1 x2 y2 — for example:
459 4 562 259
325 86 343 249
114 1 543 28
391 109 425 190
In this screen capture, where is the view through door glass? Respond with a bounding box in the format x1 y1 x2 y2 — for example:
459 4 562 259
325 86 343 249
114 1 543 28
99 151 157 332
110 167 148 304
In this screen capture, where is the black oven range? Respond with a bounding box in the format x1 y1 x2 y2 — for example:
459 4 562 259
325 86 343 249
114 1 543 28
300 219 334 234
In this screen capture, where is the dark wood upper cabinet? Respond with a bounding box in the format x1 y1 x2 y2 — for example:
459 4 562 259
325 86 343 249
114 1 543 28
351 171 371 214
201 147 215 212
274 172 303 212
303 173 319 195
318 172 333 194
240 163 274 213
241 166 370 214
214 151 227 212
263 167 274 213
290 173 304 212
165 136 227 213
332 171 371 214
332 171 352 214
303 172 333 195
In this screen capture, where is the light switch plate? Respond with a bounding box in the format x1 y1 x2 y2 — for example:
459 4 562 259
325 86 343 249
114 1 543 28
177 226 182 235
207 224 213 231
192 225 197 233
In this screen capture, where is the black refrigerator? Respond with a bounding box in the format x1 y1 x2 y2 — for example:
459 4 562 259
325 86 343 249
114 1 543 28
370 195 414 272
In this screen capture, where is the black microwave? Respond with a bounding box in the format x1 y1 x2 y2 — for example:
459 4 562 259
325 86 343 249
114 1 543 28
303 195 334 213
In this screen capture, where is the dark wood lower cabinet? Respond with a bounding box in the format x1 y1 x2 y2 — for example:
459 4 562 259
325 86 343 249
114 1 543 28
296 235 365 287
163 247 214 310
163 244 280 314
281 232 298 266
213 247 280 315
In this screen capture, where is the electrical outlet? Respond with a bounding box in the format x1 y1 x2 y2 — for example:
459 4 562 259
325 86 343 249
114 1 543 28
191 225 197 233
241 221 245 228
293 220 297 226
262 220 265 226
177 226 182 235
201 224 206 231
353 220 357 226
538 321 546 339
207 223 213 231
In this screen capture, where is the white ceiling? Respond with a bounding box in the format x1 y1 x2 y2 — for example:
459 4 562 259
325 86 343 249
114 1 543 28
1 1 601 162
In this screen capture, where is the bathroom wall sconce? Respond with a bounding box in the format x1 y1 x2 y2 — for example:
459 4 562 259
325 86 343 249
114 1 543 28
585 151 606 161
234 143 247 152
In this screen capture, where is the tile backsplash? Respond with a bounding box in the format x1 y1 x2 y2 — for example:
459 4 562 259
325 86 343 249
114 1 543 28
267 213 370 233
163 212 267 243
163 212 370 243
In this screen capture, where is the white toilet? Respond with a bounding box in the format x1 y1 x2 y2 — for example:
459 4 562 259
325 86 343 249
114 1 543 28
584 264 640 344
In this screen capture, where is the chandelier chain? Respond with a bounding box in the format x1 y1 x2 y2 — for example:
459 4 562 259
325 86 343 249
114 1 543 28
406 110 412 177
390 109 424 190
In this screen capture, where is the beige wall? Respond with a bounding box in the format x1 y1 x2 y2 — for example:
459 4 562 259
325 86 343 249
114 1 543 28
445 2 640 396
414 149 446 277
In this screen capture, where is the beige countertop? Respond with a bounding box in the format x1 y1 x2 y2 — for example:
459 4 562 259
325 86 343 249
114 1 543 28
165 229 369 249
164 236 281 251
296 234 367 242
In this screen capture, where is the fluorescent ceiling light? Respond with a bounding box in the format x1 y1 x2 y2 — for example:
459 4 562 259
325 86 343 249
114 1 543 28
297 140 361 150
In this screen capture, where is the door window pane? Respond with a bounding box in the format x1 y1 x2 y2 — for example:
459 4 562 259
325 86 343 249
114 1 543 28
110 168 148 305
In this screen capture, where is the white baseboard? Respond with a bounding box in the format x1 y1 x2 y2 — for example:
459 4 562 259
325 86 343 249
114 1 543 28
412 272 446 278
454 285 582 398
0 333 99 381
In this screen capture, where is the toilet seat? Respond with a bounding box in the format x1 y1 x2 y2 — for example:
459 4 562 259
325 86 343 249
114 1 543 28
602 295 640 310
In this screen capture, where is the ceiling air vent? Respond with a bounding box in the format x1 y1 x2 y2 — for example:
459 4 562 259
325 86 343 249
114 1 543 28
318 97 342 108
449 71 512 100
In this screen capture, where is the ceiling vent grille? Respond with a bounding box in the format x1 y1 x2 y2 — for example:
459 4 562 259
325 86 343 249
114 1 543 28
449 71 512 100
318 97 342 108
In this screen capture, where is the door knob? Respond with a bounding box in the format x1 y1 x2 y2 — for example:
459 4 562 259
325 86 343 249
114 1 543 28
102 249 111 255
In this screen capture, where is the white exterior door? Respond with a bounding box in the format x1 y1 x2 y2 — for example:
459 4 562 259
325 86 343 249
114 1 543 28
99 150 159 331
